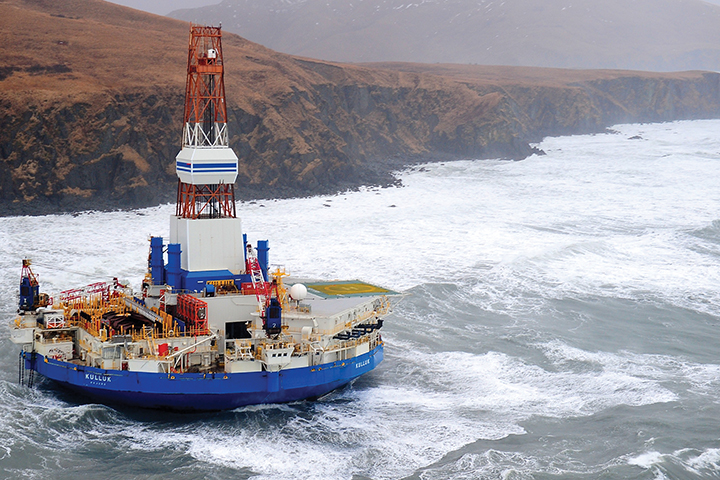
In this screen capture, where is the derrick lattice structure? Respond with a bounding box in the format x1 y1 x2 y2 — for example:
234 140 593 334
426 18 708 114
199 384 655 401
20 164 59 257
182 25 228 149
176 181 236 219
176 25 238 220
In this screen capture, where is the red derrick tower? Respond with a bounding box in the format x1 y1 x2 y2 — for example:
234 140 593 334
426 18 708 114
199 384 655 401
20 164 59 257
175 25 239 220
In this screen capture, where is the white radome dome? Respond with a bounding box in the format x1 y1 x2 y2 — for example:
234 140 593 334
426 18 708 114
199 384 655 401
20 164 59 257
289 283 308 301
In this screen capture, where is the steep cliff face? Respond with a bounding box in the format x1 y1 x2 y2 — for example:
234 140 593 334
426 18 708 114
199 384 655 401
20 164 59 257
496 73 720 139
0 90 182 212
373 64 720 140
2 0 720 216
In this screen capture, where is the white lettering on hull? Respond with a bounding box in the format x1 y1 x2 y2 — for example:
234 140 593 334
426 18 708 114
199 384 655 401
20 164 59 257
85 373 112 385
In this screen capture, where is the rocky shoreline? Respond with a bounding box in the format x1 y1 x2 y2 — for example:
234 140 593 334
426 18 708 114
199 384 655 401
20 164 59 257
3 1 720 218
0 151 501 218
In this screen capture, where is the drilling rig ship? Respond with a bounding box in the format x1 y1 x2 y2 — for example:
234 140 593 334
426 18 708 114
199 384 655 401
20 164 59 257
9 26 394 411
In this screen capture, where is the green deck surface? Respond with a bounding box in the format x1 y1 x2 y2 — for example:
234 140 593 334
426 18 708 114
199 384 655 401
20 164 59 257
305 281 397 298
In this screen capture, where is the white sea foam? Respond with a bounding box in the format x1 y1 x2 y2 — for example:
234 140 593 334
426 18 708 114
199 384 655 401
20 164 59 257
628 447 720 477
3 120 720 479
628 451 665 468
686 448 720 472
392 344 678 420
233 120 720 318
682 363 720 397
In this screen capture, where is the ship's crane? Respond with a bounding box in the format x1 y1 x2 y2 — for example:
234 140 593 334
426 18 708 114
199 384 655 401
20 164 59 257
246 243 270 307
19 259 46 311
245 243 282 335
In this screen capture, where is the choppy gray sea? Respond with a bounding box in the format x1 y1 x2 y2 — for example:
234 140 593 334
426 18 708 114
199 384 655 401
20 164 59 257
2 120 720 479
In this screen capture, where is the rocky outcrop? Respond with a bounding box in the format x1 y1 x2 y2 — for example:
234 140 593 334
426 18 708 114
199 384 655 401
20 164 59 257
0 91 183 214
488 72 720 140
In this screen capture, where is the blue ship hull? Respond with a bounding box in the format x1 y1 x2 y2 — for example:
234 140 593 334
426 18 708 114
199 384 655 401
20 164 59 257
22 344 383 411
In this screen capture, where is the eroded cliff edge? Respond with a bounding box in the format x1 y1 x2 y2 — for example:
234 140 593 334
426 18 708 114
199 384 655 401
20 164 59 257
2 0 720 215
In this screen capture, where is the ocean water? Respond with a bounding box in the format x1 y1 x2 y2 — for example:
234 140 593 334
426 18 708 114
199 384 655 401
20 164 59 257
2 119 720 479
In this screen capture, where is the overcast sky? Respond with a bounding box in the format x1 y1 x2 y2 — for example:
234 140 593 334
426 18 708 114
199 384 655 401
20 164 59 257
105 0 220 16
108 0 720 16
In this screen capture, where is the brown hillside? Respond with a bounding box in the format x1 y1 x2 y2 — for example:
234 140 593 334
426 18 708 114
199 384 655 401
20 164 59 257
2 0 720 215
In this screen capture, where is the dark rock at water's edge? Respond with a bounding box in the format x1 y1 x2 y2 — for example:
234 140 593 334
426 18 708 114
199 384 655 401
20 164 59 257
3 69 720 217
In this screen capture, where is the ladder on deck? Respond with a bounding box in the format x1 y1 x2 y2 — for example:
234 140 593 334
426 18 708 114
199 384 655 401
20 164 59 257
246 243 270 314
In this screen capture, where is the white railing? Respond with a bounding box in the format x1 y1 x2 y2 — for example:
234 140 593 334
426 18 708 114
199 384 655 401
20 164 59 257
182 122 228 147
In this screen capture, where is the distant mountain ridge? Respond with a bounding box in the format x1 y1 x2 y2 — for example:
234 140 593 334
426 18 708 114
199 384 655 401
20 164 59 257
170 0 720 71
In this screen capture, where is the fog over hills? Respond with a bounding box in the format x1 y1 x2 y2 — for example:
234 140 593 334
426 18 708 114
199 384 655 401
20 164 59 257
106 0 218 16
169 0 720 71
